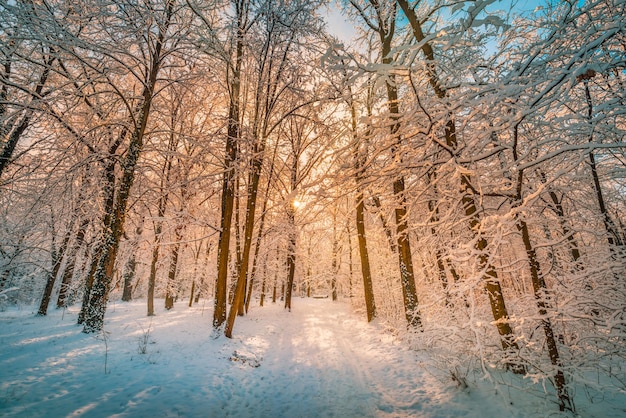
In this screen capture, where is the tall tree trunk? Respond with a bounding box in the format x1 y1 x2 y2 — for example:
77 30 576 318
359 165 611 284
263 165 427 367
272 246 279 304
244 147 276 313
225 137 266 336
375 9 421 327
82 1 174 333
148 130 177 315
584 82 623 248
122 253 137 302
284 206 297 311
38 220 73 316
518 219 572 411
346 214 354 299
260 256 268 307
331 209 339 301
234 175 243 314
57 218 89 308
77 127 125 324
214 1 245 329
306 243 311 298
347 77 377 320
165 226 183 310
147 237 160 317
188 241 203 307
284 153 298 311
121 222 143 302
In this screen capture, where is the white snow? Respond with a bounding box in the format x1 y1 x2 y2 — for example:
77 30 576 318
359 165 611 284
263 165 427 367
0 298 622 417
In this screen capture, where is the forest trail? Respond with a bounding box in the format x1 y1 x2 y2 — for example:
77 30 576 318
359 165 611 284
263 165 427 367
240 299 452 417
1 298 537 417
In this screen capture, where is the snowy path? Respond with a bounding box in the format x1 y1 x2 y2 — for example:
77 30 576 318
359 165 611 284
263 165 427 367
1 298 543 417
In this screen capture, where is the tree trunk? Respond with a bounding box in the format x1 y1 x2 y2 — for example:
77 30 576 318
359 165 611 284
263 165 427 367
584 81 623 248
518 219 572 411
347 78 377 320
331 209 339 301
284 206 297 311
121 254 136 302
78 146 120 324
372 196 397 254
165 227 183 310
188 241 203 307
245 139 278 313
234 175 244 315
346 211 354 299
260 256 267 307
272 247 279 304
284 151 298 311
214 3 245 329
354 2 421 327
225 135 266 336
57 216 89 308
38 223 73 316
147 240 160 317
121 222 142 302
380 21 421 328
82 1 173 333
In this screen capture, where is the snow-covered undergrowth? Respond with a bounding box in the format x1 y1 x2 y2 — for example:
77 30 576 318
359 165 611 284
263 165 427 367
1 298 624 417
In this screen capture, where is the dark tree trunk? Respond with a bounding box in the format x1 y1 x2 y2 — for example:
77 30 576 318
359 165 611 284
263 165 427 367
284 150 298 311
165 227 183 310
58 218 89 308
165 235 182 310
518 219 571 411
82 1 174 333
379 18 421 328
260 257 267 307
214 4 245 329
584 81 623 248
121 222 142 302
331 210 339 301
38 225 72 316
347 78 377 320
284 206 297 311
225 135 266 336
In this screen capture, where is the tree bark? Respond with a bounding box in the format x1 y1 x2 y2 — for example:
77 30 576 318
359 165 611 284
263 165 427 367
38 222 73 316
214 0 245 329
284 151 298 311
331 209 339 301
225 135 265 336
165 226 183 310
373 4 421 327
518 219 571 411
57 218 89 308
82 1 174 333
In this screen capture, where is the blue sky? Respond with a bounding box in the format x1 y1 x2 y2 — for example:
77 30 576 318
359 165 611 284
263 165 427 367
322 0 561 44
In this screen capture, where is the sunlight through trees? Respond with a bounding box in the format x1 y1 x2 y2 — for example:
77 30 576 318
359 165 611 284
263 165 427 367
1 0 625 413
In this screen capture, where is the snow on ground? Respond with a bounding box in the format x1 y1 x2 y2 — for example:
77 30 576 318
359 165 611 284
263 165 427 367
0 298 620 417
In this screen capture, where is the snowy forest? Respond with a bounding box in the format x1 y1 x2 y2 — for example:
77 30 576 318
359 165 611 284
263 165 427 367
1 0 625 416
